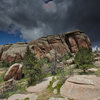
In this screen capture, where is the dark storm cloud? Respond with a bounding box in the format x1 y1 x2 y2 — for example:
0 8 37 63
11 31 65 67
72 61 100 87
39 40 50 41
0 0 100 45
66 0 100 45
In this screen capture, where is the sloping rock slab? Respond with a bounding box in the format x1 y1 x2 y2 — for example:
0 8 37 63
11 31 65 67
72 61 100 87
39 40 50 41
61 75 100 100
27 77 52 93
8 93 37 100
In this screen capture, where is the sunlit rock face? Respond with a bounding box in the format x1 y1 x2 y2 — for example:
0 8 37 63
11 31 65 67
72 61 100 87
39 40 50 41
29 30 92 60
0 30 91 62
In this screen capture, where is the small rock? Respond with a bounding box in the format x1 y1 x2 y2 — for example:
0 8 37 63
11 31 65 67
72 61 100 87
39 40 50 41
52 80 59 88
53 89 57 94
88 68 98 72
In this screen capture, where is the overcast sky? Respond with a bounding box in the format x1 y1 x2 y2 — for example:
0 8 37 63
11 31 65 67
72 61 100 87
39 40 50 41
0 0 100 46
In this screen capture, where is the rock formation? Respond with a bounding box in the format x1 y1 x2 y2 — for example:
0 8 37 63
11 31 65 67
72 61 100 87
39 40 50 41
4 63 23 81
0 30 91 62
29 30 91 60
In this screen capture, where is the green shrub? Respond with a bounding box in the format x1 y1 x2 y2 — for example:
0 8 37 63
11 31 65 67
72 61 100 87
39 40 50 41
75 47 93 73
0 60 15 68
24 97 30 100
0 71 6 84
59 53 73 62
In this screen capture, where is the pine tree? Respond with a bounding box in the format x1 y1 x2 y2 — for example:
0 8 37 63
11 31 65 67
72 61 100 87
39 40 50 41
24 46 42 86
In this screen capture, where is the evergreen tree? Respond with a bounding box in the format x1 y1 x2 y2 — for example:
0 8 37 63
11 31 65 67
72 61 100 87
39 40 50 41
75 47 93 73
24 46 42 86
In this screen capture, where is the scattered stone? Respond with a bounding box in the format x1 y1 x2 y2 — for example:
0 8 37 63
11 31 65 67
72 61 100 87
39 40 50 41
53 89 57 95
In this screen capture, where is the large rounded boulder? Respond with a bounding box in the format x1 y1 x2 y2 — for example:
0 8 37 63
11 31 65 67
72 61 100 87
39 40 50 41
61 75 100 100
4 63 23 81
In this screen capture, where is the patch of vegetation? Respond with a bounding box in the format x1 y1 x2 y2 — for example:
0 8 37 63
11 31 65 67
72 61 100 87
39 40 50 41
75 47 93 73
24 97 30 100
55 70 67 94
55 78 66 94
48 69 66 94
95 70 100 76
0 71 6 84
48 77 56 91
59 52 73 62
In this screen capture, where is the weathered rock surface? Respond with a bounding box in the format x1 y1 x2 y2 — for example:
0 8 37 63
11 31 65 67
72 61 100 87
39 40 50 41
4 63 23 81
1 42 28 62
61 75 100 100
0 30 91 62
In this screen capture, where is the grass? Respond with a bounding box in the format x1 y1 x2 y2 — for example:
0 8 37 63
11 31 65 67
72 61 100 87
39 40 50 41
0 72 5 84
48 77 56 91
24 97 30 100
95 70 100 76
55 78 66 94
48 74 66 94
0 71 6 84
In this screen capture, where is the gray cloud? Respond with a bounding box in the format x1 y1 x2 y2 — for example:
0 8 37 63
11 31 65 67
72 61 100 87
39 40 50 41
0 0 100 45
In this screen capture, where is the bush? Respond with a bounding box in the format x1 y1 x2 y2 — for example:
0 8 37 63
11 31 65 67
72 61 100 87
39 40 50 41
0 60 15 68
75 47 93 73
24 97 30 100
59 52 73 62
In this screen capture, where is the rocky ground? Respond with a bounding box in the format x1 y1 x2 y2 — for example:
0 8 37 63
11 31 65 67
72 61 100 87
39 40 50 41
1 75 100 100
0 52 100 100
